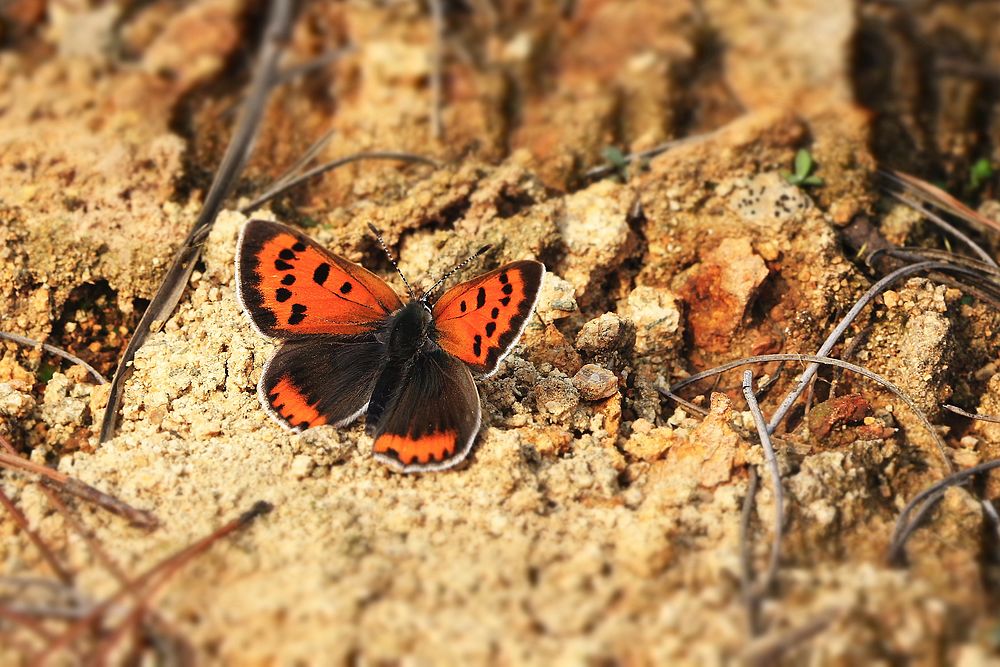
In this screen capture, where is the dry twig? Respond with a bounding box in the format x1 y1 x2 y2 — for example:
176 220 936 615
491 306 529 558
0 331 106 384
741 372 784 623
100 0 297 443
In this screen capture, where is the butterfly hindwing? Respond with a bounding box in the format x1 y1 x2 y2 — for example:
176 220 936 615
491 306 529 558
370 348 481 473
236 219 403 338
258 334 385 432
432 261 545 376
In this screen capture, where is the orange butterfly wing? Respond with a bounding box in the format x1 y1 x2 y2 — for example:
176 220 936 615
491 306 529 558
236 220 403 337
432 261 545 376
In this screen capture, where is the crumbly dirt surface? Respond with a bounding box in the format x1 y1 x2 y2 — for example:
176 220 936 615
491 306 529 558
2 1 1000 665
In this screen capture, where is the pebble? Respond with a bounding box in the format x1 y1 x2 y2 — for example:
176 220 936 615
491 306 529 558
572 364 619 401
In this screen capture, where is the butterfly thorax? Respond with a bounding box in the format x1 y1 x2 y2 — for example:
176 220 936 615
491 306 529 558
381 301 436 362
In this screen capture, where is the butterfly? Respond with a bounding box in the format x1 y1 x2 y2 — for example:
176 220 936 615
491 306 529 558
234 219 545 473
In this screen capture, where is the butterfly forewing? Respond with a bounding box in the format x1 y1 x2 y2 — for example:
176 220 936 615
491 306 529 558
236 219 403 338
432 260 545 376
370 349 481 472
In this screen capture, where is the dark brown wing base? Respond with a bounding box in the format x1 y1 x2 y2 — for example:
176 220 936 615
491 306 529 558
258 334 384 432
370 348 481 473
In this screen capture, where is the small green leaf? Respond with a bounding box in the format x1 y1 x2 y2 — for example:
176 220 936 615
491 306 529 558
601 146 630 181
601 146 627 169
970 158 994 190
785 149 821 188
37 361 57 384
794 149 814 179
961 294 975 306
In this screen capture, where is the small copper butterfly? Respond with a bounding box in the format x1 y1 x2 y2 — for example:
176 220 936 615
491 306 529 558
235 220 545 473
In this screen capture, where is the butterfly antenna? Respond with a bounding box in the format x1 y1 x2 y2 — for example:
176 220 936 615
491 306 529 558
422 244 492 303
367 223 415 300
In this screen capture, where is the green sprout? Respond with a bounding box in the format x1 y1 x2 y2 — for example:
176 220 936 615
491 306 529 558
37 361 57 384
783 148 823 187
970 158 994 191
601 146 630 181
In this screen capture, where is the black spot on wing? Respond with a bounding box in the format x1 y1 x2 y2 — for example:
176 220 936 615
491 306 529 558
460 300 467 313
491 307 499 319
502 283 514 295
499 272 509 284
473 334 482 357
281 274 296 285
314 263 330 286
485 321 496 337
275 260 293 271
500 296 511 306
476 287 486 308
276 288 292 302
340 281 353 294
292 241 307 252
279 249 295 260
288 303 307 326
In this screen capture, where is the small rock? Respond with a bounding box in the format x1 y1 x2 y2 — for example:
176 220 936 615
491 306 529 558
572 364 619 401
622 426 675 461
575 313 630 353
677 237 768 353
535 273 579 323
728 171 811 230
622 285 681 356
0 382 36 419
41 373 89 427
806 393 871 440
665 393 742 487
534 375 579 417
296 426 356 467
289 453 315 479
557 180 635 306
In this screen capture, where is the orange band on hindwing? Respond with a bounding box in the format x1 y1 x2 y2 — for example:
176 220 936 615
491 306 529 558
373 431 458 466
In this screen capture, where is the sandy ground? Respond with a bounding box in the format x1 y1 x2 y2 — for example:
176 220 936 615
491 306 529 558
2 1 1000 664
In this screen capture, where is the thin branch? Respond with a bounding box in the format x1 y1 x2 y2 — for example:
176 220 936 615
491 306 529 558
257 127 338 201
0 331 106 384
41 489 129 585
943 403 1000 423
664 353 949 469
35 501 273 662
889 191 996 267
659 387 709 417
0 486 73 585
0 604 58 641
100 0 297 443
888 458 1000 563
0 435 157 529
428 0 446 140
881 170 1000 234
241 151 438 214
582 128 724 179
740 607 843 665
765 260 984 450
274 47 352 87
742 371 784 601
739 465 761 634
